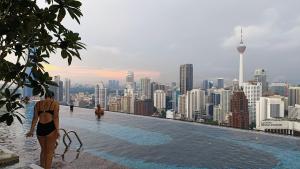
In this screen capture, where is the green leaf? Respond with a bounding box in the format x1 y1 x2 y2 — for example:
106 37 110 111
57 8 66 23
33 87 41 96
5 88 10 97
61 49 68 58
0 113 9 123
68 56 72 65
15 114 23 124
6 115 13 126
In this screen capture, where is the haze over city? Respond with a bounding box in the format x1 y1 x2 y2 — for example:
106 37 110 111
44 0 300 84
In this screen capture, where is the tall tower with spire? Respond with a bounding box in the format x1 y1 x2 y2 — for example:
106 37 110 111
237 28 246 86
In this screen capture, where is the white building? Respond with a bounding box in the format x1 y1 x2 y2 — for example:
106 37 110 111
213 105 222 122
219 89 231 123
242 82 262 124
140 77 151 99
256 96 284 129
185 89 205 120
153 90 166 111
64 78 71 105
288 104 300 119
95 82 107 110
288 87 300 106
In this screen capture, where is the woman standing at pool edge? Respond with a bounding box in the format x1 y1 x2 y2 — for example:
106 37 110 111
26 91 60 169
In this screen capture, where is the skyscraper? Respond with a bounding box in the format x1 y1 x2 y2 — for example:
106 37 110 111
178 95 186 117
230 91 249 129
95 82 107 109
153 90 166 112
53 75 60 101
140 77 151 99
23 48 36 97
237 28 246 86
126 71 135 89
64 78 71 105
180 64 193 94
254 68 268 94
185 89 206 120
288 87 300 106
108 80 119 90
242 81 262 125
59 80 63 102
217 78 224 89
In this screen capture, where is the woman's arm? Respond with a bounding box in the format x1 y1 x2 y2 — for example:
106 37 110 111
26 102 39 137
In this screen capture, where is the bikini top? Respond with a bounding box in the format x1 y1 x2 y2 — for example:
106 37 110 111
37 101 55 116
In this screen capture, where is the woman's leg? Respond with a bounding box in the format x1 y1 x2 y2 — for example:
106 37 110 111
44 131 58 169
37 136 46 168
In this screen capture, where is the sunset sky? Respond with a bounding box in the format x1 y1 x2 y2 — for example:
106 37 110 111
44 0 300 85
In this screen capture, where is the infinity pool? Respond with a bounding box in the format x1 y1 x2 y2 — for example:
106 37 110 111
1 103 300 169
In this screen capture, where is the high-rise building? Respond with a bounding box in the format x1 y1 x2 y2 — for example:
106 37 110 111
53 75 60 101
202 80 213 91
95 82 107 110
140 77 151 99
219 89 231 124
256 96 285 129
108 96 121 112
150 82 159 100
121 96 131 113
180 64 193 94
288 87 300 106
178 95 186 116
237 28 246 86
23 47 36 97
270 82 288 97
242 81 262 125
230 91 249 129
108 80 119 90
64 78 71 105
134 99 154 116
185 89 206 120
126 71 135 89
153 90 166 112
217 78 224 89
59 80 63 102
254 68 268 94
172 88 180 112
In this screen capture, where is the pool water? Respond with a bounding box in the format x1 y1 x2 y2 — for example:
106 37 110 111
1 103 300 169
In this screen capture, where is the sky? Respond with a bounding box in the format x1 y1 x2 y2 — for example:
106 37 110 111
44 0 300 86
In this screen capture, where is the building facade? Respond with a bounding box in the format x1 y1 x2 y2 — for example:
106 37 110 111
153 90 166 112
254 68 268 94
242 81 262 125
180 64 193 94
134 99 154 116
140 77 151 99
256 96 285 129
230 91 249 129
288 87 300 106
185 89 206 120
64 78 71 105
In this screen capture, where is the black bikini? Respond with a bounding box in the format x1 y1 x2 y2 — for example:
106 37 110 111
36 101 56 136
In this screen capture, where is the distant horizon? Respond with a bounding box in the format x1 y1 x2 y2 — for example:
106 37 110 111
43 1 300 85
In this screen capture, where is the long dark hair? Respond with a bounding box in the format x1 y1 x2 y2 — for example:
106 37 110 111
45 90 54 99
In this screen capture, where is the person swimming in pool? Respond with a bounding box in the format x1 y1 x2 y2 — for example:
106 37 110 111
26 91 60 169
95 104 104 120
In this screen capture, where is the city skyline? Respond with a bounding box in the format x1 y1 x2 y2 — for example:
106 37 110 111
43 1 300 85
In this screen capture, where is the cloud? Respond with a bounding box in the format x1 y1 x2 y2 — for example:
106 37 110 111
222 8 300 51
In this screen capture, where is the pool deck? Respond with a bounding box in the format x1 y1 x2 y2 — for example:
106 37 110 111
0 146 19 167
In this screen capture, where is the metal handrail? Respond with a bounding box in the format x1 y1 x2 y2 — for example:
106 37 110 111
67 130 83 151
59 128 72 147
